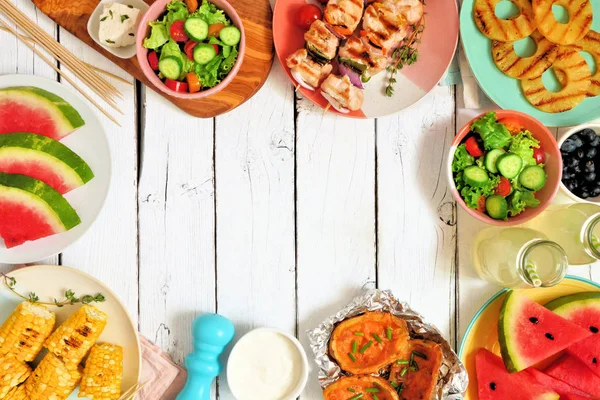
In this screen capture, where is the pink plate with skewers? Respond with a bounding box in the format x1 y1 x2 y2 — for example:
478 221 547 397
273 0 459 118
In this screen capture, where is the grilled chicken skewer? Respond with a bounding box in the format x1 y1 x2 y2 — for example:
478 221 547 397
338 36 387 81
324 0 365 36
321 74 364 112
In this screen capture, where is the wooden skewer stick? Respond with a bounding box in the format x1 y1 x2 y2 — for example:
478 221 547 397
322 103 331 115
118 380 150 400
0 16 121 126
295 84 301 92
0 24 132 86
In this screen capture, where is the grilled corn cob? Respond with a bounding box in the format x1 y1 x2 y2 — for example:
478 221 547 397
79 344 123 400
3 386 26 400
0 354 31 399
24 352 82 400
44 305 107 365
0 302 55 363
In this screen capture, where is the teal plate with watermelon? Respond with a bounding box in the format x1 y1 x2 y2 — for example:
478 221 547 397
0 75 111 263
458 276 600 399
460 0 600 127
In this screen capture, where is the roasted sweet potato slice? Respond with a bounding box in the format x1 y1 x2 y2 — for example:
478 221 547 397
389 339 443 400
329 311 410 374
323 375 401 400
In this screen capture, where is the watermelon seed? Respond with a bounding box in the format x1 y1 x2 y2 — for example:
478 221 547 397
593 358 597 364
545 333 554 340
529 317 539 324
490 382 496 391
590 326 599 334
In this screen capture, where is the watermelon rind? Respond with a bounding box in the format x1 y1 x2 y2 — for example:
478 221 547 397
0 86 85 133
0 132 94 186
545 292 600 313
0 172 80 230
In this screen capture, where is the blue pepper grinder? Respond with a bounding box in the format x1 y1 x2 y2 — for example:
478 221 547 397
176 314 235 400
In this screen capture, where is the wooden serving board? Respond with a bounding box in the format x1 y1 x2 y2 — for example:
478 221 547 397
31 0 274 118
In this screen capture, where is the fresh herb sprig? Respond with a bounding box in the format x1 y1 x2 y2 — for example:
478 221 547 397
2 273 105 307
386 7 426 97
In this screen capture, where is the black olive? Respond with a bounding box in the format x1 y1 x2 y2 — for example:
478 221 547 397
585 161 595 173
561 139 578 153
586 172 597 182
587 148 598 159
591 326 599 334
591 136 600 147
529 317 539 324
594 358 598 365
581 129 598 143
490 383 497 391
545 333 555 340
577 149 586 159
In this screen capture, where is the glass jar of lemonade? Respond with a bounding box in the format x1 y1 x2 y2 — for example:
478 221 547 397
526 203 600 265
473 227 568 288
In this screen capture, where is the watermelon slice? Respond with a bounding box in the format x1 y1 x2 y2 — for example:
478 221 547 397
546 292 600 378
476 349 559 400
546 356 600 398
0 86 85 140
499 291 592 372
0 172 80 248
526 368 593 398
0 133 94 194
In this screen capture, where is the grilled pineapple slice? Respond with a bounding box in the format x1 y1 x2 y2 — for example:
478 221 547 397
570 30 600 97
474 0 535 41
492 31 559 79
533 0 592 45
521 46 591 113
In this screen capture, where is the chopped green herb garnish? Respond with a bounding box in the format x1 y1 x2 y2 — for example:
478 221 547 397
347 388 356 393
386 327 392 340
397 383 404 395
354 332 364 336
348 352 356 362
412 361 419 371
390 381 399 389
410 353 414 365
105 39 115 44
127 4 133 7
100 16 108 21
372 395 379 400
109 10 113 18
352 340 358 354
396 359 409 365
121 14 129 22
359 341 373 354
410 366 418 372
349 394 363 400
373 333 382 343
365 388 380 393
400 367 408 377
413 350 427 360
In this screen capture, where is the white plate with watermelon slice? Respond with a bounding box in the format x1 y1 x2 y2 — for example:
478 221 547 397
459 276 600 400
0 75 111 263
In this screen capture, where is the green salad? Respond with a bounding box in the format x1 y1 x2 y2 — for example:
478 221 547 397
143 0 241 93
452 112 547 220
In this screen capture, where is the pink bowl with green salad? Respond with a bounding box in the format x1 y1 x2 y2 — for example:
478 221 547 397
136 0 244 98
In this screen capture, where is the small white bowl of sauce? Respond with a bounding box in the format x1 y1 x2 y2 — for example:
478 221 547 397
227 328 309 400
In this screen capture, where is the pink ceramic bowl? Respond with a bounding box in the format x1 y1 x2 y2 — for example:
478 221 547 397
136 0 245 99
447 110 562 226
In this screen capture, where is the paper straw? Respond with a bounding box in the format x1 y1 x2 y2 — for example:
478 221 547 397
525 264 542 288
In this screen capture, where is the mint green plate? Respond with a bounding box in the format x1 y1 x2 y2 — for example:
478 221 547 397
460 1 600 127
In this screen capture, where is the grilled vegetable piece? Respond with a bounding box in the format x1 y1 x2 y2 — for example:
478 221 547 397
0 354 31 399
389 340 443 400
24 353 82 400
4 386 26 400
44 305 107 365
533 0 592 46
286 49 333 90
323 0 364 36
0 302 55 362
338 37 387 79
321 74 364 113
79 344 124 400
521 47 591 113
323 375 400 400
492 31 558 80
304 20 340 60
474 0 535 42
329 311 410 374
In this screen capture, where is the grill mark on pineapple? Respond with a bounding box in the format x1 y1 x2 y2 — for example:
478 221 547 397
535 92 586 106
518 48 552 77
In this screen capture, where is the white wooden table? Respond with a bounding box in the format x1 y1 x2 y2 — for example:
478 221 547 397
1 1 599 398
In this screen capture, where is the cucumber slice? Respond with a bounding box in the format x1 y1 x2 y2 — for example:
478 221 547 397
497 153 523 179
158 56 183 80
486 195 508 220
219 26 241 46
484 149 506 174
184 18 209 41
463 166 489 187
193 44 217 65
519 165 547 191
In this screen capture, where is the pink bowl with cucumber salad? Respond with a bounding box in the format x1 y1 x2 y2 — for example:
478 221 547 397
447 110 562 226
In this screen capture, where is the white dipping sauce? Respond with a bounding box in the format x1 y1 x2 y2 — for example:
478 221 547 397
227 329 305 400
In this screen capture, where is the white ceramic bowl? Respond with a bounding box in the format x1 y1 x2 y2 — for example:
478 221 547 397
226 328 309 400
558 123 600 204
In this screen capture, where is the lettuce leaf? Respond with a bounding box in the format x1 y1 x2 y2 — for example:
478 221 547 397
471 111 512 150
452 144 474 172
195 54 223 88
506 189 540 216
143 21 169 49
219 46 238 78
159 39 182 60
166 1 189 30
455 173 500 209
192 0 230 25
509 130 540 167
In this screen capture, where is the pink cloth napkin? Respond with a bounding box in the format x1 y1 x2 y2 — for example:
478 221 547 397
11 265 187 399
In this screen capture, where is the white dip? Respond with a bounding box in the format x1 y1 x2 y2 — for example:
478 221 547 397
228 330 305 400
98 3 141 48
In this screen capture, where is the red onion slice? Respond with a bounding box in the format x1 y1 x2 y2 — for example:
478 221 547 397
338 63 364 89
291 69 315 91
321 91 350 114
324 23 346 39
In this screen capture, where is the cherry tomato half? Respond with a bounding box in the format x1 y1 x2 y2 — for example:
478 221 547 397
210 43 220 55
296 4 322 29
165 78 188 93
170 20 189 42
533 147 546 164
498 117 523 135
147 51 159 70
184 40 198 60
465 136 484 157
209 23 226 37
477 196 487 213
494 177 512 197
